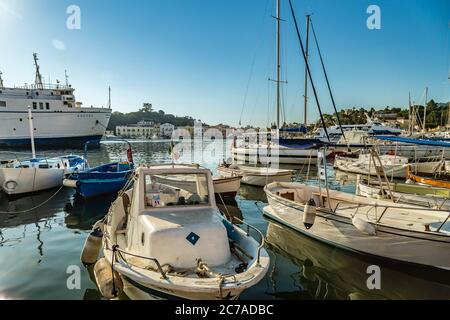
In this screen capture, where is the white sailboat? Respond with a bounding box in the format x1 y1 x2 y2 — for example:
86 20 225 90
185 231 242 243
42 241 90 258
84 166 269 300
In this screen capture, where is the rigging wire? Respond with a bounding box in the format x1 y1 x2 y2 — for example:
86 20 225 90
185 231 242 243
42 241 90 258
288 0 329 141
310 17 346 142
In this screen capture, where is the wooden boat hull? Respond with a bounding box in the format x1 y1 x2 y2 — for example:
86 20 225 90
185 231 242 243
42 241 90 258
408 172 450 189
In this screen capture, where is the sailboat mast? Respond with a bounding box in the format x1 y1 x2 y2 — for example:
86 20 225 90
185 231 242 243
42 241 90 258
28 106 36 159
423 87 428 132
0 71 3 88
276 0 281 129
303 14 310 126
108 86 111 109
408 92 412 135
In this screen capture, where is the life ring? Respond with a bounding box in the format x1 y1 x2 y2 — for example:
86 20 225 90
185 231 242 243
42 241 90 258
4 180 18 192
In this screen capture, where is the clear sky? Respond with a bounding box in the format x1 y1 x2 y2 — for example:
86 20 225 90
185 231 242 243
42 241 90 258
0 0 449 127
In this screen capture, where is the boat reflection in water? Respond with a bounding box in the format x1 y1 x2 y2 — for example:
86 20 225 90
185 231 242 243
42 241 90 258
265 221 450 300
64 193 117 231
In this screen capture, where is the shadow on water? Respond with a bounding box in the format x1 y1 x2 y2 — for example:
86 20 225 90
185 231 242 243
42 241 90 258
264 221 450 300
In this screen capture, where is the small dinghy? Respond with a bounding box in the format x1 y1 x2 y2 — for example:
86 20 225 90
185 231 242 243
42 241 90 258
82 166 269 300
64 162 134 199
64 141 135 199
217 164 293 187
0 155 86 196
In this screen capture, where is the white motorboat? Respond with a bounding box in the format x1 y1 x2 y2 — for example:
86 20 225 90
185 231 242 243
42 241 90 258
0 155 86 196
263 182 450 271
334 153 410 178
217 164 293 187
356 177 450 210
85 166 269 300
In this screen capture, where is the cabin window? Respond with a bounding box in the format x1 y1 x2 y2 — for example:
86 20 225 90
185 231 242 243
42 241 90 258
144 173 210 208
46 102 50 110
39 102 44 110
0 101 6 107
33 102 37 109
36 92 39 96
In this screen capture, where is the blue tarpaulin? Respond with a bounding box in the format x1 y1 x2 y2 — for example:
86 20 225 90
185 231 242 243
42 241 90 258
376 136 450 148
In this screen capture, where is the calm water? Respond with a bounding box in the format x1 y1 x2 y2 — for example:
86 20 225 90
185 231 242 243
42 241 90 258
0 141 449 300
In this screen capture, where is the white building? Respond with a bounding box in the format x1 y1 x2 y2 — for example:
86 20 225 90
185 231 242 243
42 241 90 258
116 121 159 138
160 123 175 138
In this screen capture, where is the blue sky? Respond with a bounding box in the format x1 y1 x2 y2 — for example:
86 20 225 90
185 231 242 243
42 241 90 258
0 0 449 127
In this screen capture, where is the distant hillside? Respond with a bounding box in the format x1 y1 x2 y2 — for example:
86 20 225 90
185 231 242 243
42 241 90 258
107 104 197 130
316 100 449 128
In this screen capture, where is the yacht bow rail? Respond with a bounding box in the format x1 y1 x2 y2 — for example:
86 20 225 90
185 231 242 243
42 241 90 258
328 201 450 233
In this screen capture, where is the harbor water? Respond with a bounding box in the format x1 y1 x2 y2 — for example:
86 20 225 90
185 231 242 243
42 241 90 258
0 141 449 300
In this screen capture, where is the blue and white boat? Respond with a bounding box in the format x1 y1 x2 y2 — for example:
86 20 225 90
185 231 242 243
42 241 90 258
0 155 86 196
63 141 134 199
64 162 134 199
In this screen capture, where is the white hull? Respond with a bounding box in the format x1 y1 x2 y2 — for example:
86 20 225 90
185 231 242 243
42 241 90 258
334 155 409 178
217 165 293 187
264 182 450 270
0 167 63 195
232 146 328 165
356 180 450 210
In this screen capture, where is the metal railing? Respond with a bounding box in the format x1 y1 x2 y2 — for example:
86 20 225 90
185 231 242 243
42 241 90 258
328 199 450 234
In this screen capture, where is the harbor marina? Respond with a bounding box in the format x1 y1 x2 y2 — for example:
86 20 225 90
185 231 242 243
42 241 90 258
0 141 449 299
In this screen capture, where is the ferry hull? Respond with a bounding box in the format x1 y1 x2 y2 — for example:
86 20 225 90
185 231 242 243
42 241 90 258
0 135 103 149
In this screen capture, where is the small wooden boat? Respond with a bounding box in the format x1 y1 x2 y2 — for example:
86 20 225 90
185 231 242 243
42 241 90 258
356 177 450 210
263 182 450 271
408 171 450 189
84 166 269 300
0 155 86 196
63 162 134 199
217 164 293 187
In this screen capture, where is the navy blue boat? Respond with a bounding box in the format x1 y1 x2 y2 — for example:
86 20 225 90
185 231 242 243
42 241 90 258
64 162 134 199
63 141 135 199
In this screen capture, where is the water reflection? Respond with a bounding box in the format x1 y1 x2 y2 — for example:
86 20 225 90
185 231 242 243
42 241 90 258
265 221 450 299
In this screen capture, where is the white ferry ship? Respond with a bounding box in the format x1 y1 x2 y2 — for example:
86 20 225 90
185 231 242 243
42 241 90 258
0 54 111 149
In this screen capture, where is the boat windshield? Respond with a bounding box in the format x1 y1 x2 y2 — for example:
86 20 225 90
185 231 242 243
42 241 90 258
144 173 210 208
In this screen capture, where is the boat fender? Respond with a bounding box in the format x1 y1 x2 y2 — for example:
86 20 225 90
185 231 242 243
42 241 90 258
94 257 123 299
81 228 103 266
303 199 317 230
63 179 79 188
352 217 376 236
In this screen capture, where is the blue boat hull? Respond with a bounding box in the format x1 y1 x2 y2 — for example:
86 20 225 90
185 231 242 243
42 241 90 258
76 178 130 199
0 135 103 149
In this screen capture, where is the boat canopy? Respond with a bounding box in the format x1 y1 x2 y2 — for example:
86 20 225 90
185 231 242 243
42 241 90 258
280 126 308 133
376 136 450 148
279 138 326 149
